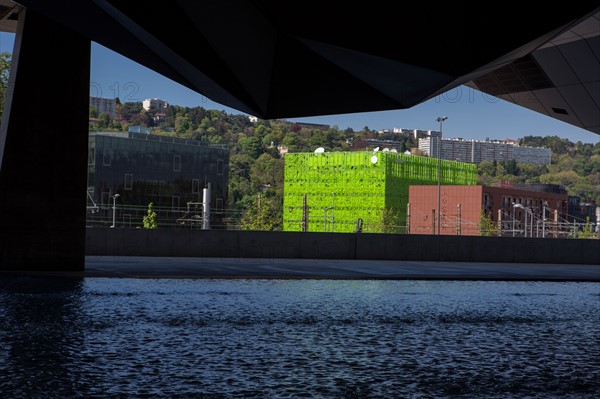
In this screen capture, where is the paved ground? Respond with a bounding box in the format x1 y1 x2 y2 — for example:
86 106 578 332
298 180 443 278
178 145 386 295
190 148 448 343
5 256 598 281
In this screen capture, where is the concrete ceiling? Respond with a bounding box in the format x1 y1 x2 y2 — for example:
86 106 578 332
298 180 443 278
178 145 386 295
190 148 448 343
466 11 600 134
2 1 599 134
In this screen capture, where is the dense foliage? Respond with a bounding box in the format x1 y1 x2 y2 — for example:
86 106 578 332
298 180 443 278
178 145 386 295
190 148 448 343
86 101 600 229
477 136 600 202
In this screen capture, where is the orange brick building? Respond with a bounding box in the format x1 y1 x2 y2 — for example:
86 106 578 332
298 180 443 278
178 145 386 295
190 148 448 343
408 185 568 236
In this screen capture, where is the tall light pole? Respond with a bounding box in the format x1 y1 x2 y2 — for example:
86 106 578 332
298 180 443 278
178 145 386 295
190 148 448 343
110 193 120 228
513 203 527 237
435 116 447 235
542 204 547 238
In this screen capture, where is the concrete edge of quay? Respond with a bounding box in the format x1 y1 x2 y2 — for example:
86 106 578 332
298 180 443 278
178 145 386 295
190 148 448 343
86 228 600 265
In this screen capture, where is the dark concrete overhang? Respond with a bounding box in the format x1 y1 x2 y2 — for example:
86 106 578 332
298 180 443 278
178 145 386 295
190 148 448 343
3 1 599 134
466 10 600 134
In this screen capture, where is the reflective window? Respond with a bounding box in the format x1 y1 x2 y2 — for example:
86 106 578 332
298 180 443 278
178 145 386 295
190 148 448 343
103 149 111 166
88 134 229 224
125 174 133 190
101 192 110 207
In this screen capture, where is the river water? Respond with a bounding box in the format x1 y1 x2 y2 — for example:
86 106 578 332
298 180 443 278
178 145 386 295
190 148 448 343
0 278 598 398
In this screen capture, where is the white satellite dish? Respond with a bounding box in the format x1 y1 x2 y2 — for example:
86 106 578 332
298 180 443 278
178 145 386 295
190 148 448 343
390 149 398 153
382 148 390 152
314 147 325 154
373 147 380 152
370 155 378 164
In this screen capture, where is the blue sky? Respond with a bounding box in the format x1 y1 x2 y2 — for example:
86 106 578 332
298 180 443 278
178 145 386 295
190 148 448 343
1 33 598 144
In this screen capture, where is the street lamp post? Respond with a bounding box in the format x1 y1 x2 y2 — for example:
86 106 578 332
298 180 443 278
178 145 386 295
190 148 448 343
435 116 447 235
542 205 547 238
110 193 120 228
513 203 528 237
512 211 516 237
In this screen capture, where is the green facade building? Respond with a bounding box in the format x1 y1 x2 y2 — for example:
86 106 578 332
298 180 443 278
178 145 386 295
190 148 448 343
283 151 476 233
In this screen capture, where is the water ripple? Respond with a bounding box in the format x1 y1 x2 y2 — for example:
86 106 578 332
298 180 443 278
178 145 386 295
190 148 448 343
0 278 598 398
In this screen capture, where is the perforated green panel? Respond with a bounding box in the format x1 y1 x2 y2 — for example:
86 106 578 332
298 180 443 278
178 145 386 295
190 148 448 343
283 152 476 233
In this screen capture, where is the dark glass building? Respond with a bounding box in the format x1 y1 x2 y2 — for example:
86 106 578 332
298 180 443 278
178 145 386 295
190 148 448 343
87 132 229 228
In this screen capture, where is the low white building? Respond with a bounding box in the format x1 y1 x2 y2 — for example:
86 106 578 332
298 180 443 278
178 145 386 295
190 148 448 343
142 98 169 111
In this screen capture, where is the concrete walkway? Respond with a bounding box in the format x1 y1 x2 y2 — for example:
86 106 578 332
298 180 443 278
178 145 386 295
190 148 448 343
4 256 598 281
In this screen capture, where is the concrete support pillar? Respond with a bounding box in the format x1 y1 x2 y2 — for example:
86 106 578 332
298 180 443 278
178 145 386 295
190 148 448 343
0 9 90 271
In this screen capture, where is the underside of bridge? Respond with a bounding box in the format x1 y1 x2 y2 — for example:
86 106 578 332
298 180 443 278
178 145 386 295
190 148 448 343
0 1 598 270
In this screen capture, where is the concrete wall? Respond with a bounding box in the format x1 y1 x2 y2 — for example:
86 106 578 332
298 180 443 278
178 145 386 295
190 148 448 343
86 229 600 265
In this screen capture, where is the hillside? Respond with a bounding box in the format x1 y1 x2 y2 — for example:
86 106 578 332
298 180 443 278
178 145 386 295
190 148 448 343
92 102 600 230
1 50 597 230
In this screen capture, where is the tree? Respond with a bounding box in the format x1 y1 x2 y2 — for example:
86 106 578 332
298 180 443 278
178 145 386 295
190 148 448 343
110 118 123 131
0 52 11 124
539 170 580 188
504 159 519 175
240 195 282 231
250 153 278 191
98 112 111 128
237 136 263 158
262 132 278 148
228 154 253 206
570 216 595 239
89 106 99 118
175 115 192 134
479 210 497 236
143 202 158 228
581 217 595 239
477 161 496 185
282 132 299 149
381 207 403 234
119 101 143 120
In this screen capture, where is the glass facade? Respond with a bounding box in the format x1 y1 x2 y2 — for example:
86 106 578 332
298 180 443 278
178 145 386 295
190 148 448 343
87 132 229 228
